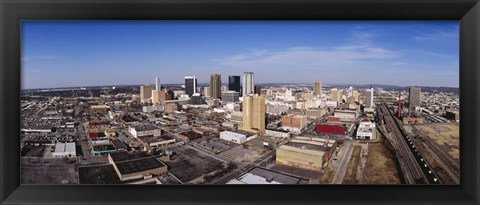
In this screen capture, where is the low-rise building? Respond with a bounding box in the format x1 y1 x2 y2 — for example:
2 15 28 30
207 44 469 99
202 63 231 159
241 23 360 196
108 151 167 181
276 137 337 171
129 124 162 138
219 131 247 144
356 121 376 140
52 142 76 158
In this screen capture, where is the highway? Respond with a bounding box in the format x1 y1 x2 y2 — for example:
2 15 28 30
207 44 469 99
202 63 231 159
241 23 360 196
377 103 440 184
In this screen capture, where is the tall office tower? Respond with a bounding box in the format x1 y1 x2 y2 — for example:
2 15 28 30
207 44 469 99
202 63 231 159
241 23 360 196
184 76 197 97
229 75 241 92
210 74 222 99
314 80 322 97
242 94 266 135
365 87 374 108
221 85 229 92
152 90 166 105
330 88 342 103
155 77 160 91
409 87 421 109
140 84 156 103
242 72 254 96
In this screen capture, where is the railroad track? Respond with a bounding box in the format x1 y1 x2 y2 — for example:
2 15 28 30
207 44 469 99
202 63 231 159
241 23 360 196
377 103 440 184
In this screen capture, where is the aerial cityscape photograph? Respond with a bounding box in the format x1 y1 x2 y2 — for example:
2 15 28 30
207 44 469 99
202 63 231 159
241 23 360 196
20 21 459 185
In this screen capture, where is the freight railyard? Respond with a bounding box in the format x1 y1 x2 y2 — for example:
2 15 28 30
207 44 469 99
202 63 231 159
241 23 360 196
20 75 460 184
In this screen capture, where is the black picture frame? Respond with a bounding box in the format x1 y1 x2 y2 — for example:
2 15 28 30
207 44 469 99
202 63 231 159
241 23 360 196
1 0 479 204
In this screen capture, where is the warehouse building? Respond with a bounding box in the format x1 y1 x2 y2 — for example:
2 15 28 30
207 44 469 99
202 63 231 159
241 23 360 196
227 167 307 184
108 151 167 181
52 142 76 158
276 137 337 171
219 131 249 144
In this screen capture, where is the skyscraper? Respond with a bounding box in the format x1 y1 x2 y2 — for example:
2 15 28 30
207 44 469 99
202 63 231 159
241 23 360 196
229 75 241 92
184 76 197 97
140 84 156 103
409 87 421 109
155 77 160 91
314 80 322 97
242 94 266 135
365 87 374 108
242 72 254 96
210 74 222 99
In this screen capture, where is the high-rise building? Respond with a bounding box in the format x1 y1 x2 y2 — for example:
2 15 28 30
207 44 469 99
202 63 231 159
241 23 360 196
221 91 240 103
409 87 421 109
203 87 211 98
185 76 197 97
365 87 374 108
242 72 254 96
241 94 266 135
152 90 167 105
140 84 156 103
330 88 342 103
314 80 322 97
229 75 241 92
210 74 222 99
155 77 160 91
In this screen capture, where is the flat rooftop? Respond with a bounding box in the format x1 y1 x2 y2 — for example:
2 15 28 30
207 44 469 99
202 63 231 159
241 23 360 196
132 124 161 131
139 135 174 144
114 157 166 175
109 151 150 162
232 167 304 184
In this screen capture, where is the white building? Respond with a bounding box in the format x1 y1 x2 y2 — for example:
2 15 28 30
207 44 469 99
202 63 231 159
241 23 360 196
219 131 247 144
129 124 162 138
356 121 376 140
365 88 374 108
52 142 76 158
242 72 254 96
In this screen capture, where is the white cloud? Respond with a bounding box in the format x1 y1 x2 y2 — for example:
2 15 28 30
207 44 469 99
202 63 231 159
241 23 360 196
413 29 458 41
23 55 60 61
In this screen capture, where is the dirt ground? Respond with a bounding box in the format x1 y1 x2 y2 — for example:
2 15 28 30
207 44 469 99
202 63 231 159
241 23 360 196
342 145 361 184
413 123 459 159
22 164 78 184
363 143 401 184
319 161 335 184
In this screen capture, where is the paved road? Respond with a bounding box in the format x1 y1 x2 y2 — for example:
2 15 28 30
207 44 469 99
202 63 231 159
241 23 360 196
331 140 354 184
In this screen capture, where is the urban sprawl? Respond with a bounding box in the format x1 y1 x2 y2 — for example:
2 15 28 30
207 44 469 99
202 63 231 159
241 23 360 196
21 72 460 185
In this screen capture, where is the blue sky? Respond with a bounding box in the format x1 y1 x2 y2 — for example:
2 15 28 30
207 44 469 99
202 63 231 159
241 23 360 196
22 21 459 89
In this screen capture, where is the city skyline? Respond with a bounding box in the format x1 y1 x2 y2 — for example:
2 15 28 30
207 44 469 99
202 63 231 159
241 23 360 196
22 21 459 89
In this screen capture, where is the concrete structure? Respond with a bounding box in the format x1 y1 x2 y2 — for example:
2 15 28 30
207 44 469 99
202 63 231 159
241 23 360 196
241 94 266 135
129 124 162 138
219 131 247 144
221 91 240 103
365 87 374 108
52 142 76 158
314 80 322 97
409 87 421 109
142 105 164 113
242 72 254 96
210 74 222 99
356 121 376 140
330 88 342 103
185 76 197 97
140 84 156 103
